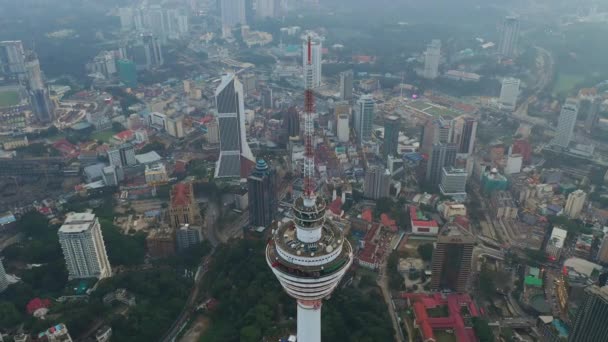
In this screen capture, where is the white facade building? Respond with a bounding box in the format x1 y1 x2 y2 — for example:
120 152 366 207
166 116 185 138
58 213 112 280
337 114 349 142
145 163 169 185
423 40 441 79
565 189 587 219
553 98 579 148
354 95 375 144
505 154 523 175
499 77 520 111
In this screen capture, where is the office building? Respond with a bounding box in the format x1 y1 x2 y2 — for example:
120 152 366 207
546 227 568 260
426 143 457 186
142 34 163 69
145 163 168 185
337 114 349 143
284 107 300 139
247 159 277 228
569 285 608 342
582 96 601 133
339 69 354 101
422 40 441 79
58 213 112 280
0 259 8 293
0 40 26 75
24 55 53 123
454 116 477 156
176 224 203 251
221 0 246 37
261 87 273 109
420 117 454 155
169 183 202 228
364 165 391 200
102 165 122 186
553 98 579 148
117 59 137 88
499 77 520 111
430 224 474 292
108 143 136 168
439 167 467 198
354 95 375 143
498 17 520 58
383 115 400 158
564 189 586 219
302 37 322 88
214 74 255 178
166 116 185 138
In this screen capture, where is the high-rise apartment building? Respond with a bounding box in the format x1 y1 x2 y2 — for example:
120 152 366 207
426 143 457 186
58 213 112 280
261 87 273 109
142 34 163 68
499 77 520 111
581 96 601 133
302 38 322 88
0 259 8 293
285 107 300 139
383 115 400 158
354 95 375 144
214 74 255 178
364 165 391 200
569 285 608 342
339 69 354 101
564 189 586 219
337 114 349 143
423 40 441 79
117 59 137 88
0 40 26 75
431 224 474 292
169 183 202 228
108 143 137 168
248 159 277 228
553 98 579 148
221 0 246 37
498 17 520 58
256 0 278 18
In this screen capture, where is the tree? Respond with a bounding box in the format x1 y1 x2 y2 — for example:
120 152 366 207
112 122 125 132
240 325 262 342
472 317 495 342
373 197 394 218
417 243 434 262
0 301 22 328
479 265 496 298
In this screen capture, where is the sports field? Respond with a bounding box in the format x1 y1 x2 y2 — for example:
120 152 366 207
0 90 20 107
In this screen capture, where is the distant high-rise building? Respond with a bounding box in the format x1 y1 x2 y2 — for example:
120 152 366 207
285 107 300 139
420 117 454 155
564 189 586 219
582 96 602 133
512 139 532 164
498 17 520 58
339 69 354 101
117 59 137 88
261 87 273 109
439 167 467 197
499 77 520 111
302 38 322 88
142 34 163 69
423 39 441 79
58 212 112 280
256 0 278 18
247 159 277 228
108 143 137 168
169 183 202 228
176 224 203 251
431 224 474 292
221 0 246 37
0 40 26 75
569 285 608 342
364 165 391 200
166 116 185 138
118 7 134 30
0 259 8 293
383 115 400 158
24 55 53 123
553 98 579 148
454 116 477 156
354 95 375 144
214 74 255 178
337 114 349 143
426 143 457 186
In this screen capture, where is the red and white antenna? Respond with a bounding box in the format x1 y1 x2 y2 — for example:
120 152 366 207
303 36 316 207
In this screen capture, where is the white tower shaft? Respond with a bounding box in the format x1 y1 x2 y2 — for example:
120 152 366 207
297 300 322 342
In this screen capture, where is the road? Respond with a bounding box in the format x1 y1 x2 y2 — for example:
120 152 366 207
377 258 407 342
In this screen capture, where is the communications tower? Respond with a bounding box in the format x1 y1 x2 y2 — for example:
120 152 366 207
266 36 353 342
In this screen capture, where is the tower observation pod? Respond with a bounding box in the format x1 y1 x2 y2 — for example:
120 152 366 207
266 35 353 342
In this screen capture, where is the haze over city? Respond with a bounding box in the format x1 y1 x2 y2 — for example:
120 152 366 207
1 0 608 341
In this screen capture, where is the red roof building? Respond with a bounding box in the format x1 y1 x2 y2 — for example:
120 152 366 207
380 213 397 232
113 130 135 143
26 298 52 315
168 183 202 228
512 139 532 164
361 208 373 223
410 206 439 235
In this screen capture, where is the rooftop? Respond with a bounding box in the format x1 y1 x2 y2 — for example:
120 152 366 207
59 212 96 233
171 183 193 207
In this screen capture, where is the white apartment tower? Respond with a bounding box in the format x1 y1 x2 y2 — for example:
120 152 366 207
553 98 579 148
58 213 112 280
423 39 441 79
499 77 520 111
354 94 375 144
565 190 587 219
337 114 349 142
302 38 322 88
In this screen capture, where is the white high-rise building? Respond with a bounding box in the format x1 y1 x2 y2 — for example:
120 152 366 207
553 98 579 148
302 38 322 88
499 77 520 111
564 189 587 219
0 40 26 75
221 0 246 37
0 259 8 293
256 0 276 18
337 114 349 142
339 69 354 101
499 17 520 58
423 39 441 79
214 74 255 178
118 7 134 30
354 95 375 144
108 143 137 168
58 213 112 280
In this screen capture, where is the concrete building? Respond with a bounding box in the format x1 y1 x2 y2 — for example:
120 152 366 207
354 94 375 144
420 117 454 155
597 236 608 264
439 167 467 199
58 213 112 280
26 56 54 123
454 116 477 156
146 229 175 258
337 114 349 143
176 224 203 252
383 115 400 159
247 159 277 228
166 115 185 138
499 77 520 111
546 227 568 260
422 39 441 79
491 191 518 220
364 165 390 200
0 259 8 293
426 143 457 187
107 143 136 168
206 116 220 144
553 98 579 148
285 107 300 140
569 285 608 342
339 69 354 101
505 153 523 175
221 0 246 37
102 165 122 187
169 183 202 228
145 163 168 185
564 189 586 219
302 37 322 88
0 40 26 75
431 224 474 292
214 74 255 178
498 16 520 58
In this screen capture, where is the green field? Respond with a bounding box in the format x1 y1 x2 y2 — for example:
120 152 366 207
434 330 457 342
91 130 115 142
0 90 20 107
425 105 460 118
552 73 585 96
408 101 433 110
